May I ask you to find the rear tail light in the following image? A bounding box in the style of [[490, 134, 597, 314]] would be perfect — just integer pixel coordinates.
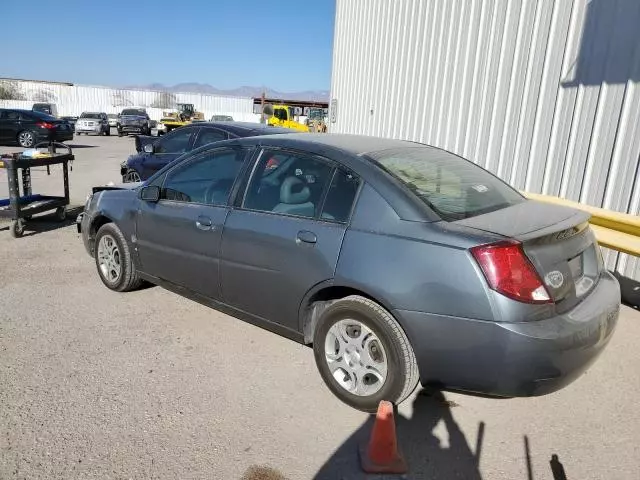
[[470, 241, 551, 304], [37, 121, 55, 129]]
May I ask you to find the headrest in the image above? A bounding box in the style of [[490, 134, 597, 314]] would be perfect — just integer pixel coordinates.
[[280, 176, 310, 204]]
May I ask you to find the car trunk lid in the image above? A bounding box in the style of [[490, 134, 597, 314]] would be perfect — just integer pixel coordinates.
[[457, 200, 600, 311]]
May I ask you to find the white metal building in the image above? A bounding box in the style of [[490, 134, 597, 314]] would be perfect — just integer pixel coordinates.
[[0, 78, 258, 122], [329, 0, 640, 279]]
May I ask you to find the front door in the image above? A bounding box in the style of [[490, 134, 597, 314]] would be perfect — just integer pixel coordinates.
[[0, 110, 20, 142], [220, 148, 356, 332], [136, 146, 250, 300], [140, 126, 197, 179]]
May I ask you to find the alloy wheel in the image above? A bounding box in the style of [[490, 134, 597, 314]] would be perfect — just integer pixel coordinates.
[[324, 319, 388, 396], [97, 234, 122, 284]]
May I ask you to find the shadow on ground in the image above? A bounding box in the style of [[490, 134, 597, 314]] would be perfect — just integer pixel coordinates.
[[0, 206, 84, 237], [65, 144, 99, 149], [314, 389, 484, 479]]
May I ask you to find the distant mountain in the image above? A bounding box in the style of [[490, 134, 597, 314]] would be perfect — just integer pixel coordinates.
[[123, 83, 330, 103]]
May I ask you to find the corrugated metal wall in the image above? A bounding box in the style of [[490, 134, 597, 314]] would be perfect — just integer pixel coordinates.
[[330, 0, 640, 280], [0, 80, 258, 122]]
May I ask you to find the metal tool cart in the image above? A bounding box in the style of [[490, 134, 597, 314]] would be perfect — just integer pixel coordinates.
[[0, 142, 74, 238]]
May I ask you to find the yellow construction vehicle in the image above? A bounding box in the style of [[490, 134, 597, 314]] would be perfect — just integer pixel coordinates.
[[306, 107, 328, 133], [263, 104, 309, 132], [160, 103, 205, 133]]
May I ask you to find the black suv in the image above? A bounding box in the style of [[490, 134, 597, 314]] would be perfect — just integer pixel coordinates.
[[117, 108, 151, 137]]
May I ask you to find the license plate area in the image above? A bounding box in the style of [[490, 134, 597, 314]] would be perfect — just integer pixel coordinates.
[[569, 247, 598, 297], [568, 254, 584, 279]]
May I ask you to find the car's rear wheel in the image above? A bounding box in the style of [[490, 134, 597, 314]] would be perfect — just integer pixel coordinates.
[[312, 295, 419, 412], [94, 223, 143, 292], [17, 130, 36, 148]]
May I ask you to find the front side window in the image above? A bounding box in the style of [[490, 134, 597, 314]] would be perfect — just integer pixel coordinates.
[[193, 128, 227, 149], [368, 147, 524, 221], [161, 148, 247, 205], [243, 149, 334, 219], [156, 128, 194, 154]]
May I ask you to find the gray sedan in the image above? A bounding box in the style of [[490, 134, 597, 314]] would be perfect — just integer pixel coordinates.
[[77, 134, 620, 412]]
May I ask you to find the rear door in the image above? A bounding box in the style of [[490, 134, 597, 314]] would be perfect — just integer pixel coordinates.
[[220, 148, 360, 332], [140, 126, 197, 179], [136, 146, 251, 300]]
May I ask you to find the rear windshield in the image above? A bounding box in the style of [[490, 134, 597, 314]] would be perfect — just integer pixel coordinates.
[[368, 147, 524, 221], [26, 110, 57, 121]]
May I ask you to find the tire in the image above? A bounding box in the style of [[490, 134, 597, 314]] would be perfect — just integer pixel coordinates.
[[313, 295, 419, 412], [17, 130, 36, 148], [94, 223, 143, 292], [55, 207, 66, 222], [10, 219, 24, 238]]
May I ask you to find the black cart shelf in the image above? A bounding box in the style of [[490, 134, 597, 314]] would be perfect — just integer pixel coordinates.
[[0, 143, 74, 238]]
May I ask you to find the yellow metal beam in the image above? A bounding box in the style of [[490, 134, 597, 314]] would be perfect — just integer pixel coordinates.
[[522, 192, 640, 257], [524, 192, 640, 237]]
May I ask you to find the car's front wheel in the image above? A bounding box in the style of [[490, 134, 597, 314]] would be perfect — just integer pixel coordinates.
[[313, 295, 419, 412], [94, 223, 143, 292]]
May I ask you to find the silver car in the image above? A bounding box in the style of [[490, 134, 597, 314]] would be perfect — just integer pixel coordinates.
[[77, 134, 620, 412], [76, 112, 110, 136]]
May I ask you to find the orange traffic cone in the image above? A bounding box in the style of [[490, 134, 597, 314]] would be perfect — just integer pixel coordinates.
[[359, 400, 407, 474]]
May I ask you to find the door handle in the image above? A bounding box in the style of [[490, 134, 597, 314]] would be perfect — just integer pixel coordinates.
[[296, 230, 317, 244], [195, 215, 213, 231]]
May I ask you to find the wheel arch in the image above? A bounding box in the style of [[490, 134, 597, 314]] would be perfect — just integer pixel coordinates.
[[298, 280, 398, 345], [87, 214, 113, 253]]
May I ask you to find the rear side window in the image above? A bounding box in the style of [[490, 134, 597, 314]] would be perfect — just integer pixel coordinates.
[[368, 147, 524, 221], [243, 149, 334, 219], [321, 169, 361, 223]]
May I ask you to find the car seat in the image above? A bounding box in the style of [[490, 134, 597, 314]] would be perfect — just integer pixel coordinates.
[[273, 176, 315, 217]]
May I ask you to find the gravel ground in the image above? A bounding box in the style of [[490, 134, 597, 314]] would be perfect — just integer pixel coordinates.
[[1, 135, 639, 479]]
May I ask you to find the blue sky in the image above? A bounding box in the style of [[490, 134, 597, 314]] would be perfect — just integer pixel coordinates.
[[1, 0, 336, 92]]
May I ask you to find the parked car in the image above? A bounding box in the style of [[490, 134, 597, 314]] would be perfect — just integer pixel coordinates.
[[61, 116, 79, 130], [75, 112, 110, 136], [32, 103, 59, 117], [117, 108, 151, 137], [210, 115, 234, 121], [120, 121, 295, 182], [0, 108, 73, 147], [78, 134, 620, 412], [107, 114, 119, 128]]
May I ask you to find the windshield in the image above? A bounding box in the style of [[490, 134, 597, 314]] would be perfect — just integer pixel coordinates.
[[121, 109, 145, 116], [368, 147, 524, 221], [107, 114, 117, 118], [80, 112, 101, 118]]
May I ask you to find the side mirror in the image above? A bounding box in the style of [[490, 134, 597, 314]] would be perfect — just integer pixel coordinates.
[[143, 143, 154, 154], [140, 185, 160, 202]]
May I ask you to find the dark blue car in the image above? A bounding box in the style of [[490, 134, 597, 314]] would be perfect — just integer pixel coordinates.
[[120, 121, 295, 182]]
